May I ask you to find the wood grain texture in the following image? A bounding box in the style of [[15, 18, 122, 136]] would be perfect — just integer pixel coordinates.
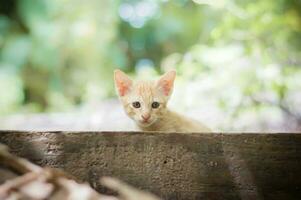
[[0, 131, 300, 200]]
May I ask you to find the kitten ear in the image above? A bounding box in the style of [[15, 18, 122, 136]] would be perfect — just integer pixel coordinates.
[[157, 70, 176, 96], [114, 69, 133, 96]]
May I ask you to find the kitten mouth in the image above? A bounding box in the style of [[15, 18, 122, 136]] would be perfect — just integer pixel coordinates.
[[141, 120, 150, 124], [138, 119, 154, 126]]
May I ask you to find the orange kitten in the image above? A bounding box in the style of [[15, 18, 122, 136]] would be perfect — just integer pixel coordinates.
[[114, 69, 211, 132]]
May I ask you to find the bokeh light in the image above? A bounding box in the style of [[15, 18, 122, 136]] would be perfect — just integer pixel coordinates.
[[0, 0, 300, 131]]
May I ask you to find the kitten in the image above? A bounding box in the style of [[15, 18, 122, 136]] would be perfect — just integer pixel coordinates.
[[114, 69, 211, 132]]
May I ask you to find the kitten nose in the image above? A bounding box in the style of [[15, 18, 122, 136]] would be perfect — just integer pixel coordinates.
[[142, 114, 150, 121]]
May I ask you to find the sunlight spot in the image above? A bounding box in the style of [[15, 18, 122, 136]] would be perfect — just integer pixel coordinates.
[[118, 3, 134, 21]]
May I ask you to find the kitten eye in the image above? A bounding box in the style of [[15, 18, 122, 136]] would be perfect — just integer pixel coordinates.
[[132, 101, 141, 108], [152, 102, 160, 109]]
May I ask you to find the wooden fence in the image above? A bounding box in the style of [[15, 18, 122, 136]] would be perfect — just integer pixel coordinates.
[[0, 131, 300, 200]]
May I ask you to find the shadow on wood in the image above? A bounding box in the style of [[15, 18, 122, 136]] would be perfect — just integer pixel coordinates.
[[0, 131, 300, 200]]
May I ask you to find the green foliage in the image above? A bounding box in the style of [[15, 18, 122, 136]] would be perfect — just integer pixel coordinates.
[[1, 0, 120, 113], [0, 0, 300, 129]]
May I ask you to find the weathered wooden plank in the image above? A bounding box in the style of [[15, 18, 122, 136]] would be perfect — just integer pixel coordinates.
[[0, 131, 300, 200]]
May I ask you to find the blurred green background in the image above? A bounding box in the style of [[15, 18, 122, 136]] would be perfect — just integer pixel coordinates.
[[0, 0, 300, 131]]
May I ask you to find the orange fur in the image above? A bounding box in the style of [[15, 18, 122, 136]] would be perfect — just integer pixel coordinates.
[[114, 70, 211, 132]]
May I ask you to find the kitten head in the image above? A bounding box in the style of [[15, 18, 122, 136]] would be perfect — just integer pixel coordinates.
[[114, 69, 176, 127]]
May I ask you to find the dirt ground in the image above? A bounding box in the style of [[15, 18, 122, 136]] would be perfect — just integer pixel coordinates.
[[0, 99, 299, 132]]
